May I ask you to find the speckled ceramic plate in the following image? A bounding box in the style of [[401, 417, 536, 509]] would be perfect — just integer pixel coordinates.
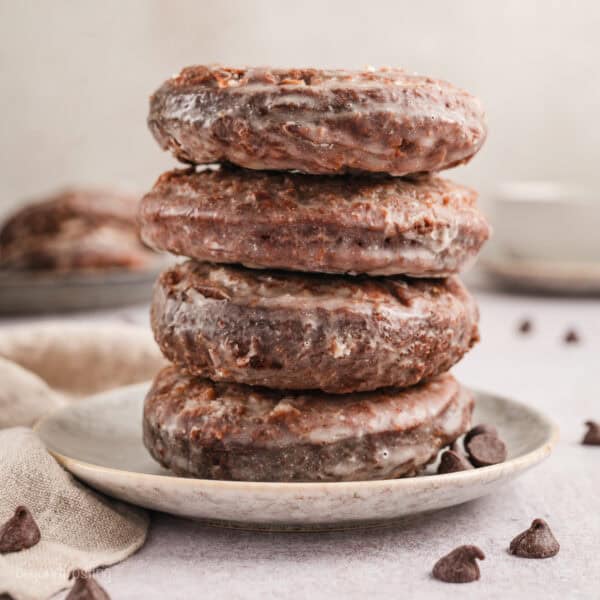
[[35, 383, 558, 531]]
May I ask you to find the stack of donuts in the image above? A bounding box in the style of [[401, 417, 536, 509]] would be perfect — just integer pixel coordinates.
[[139, 65, 490, 482]]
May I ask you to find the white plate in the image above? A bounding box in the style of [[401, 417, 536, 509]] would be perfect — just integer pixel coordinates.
[[0, 266, 164, 314], [35, 383, 558, 531], [481, 252, 600, 295]]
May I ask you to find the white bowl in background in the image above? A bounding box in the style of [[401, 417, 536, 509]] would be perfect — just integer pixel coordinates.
[[492, 181, 600, 263]]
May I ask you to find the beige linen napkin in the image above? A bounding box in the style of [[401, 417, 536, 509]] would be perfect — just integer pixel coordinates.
[[0, 321, 166, 399], [0, 357, 66, 428], [0, 321, 166, 599], [0, 427, 149, 600]]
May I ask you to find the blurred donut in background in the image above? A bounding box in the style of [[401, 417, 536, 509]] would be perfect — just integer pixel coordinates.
[[0, 188, 160, 272]]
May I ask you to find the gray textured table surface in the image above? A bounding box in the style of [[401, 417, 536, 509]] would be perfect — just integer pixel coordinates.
[[40, 290, 599, 599]]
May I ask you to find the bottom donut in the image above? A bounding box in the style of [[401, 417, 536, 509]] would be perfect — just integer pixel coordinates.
[[143, 367, 474, 482]]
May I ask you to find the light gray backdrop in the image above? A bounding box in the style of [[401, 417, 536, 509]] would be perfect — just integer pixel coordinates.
[[1, 0, 599, 218]]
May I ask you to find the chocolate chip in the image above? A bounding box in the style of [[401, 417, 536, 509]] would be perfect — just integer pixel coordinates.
[[582, 421, 600, 445], [0, 506, 41, 554], [518, 319, 533, 334], [437, 450, 473, 474], [432, 545, 485, 583], [563, 329, 580, 344], [465, 433, 507, 467], [509, 518, 560, 558], [463, 424, 498, 448], [66, 571, 111, 600]]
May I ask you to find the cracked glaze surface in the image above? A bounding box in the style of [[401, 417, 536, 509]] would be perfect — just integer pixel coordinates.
[[139, 167, 490, 277], [148, 65, 487, 176], [143, 368, 473, 481], [150, 261, 480, 393]]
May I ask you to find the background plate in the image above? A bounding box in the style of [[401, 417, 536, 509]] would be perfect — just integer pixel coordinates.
[[36, 383, 558, 531], [0, 265, 165, 314], [480, 253, 600, 295]]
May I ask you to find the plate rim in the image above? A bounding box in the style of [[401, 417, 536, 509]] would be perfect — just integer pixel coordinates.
[[480, 250, 600, 281], [0, 265, 163, 287], [34, 381, 560, 492]]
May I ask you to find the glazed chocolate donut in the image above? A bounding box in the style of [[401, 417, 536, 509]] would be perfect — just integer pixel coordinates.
[[143, 367, 473, 482], [148, 65, 487, 176], [0, 188, 158, 271], [139, 167, 490, 277], [150, 261, 479, 393]]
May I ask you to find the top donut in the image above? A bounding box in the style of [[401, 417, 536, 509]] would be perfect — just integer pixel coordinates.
[[148, 65, 487, 176]]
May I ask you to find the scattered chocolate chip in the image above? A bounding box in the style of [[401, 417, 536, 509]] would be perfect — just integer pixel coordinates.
[[582, 421, 600, 445], [509, 518, 560, 558], [563, 329, 580, 344], [432, 545, 485, 583], [465, 433, 507, 467], [0, 506, 41, 554], [438, 450, 473, 474], [463, 424, 498, 448], [66, 571, 111, 600], [518, 319, 533, 334]]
